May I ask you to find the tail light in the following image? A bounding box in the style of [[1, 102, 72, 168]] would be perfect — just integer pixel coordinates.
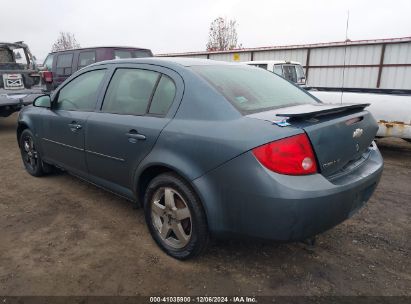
[[42, 71, 53, 83], [252, 133, 318, 175]]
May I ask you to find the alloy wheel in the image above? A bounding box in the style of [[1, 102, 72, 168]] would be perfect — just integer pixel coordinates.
[[22, 135, 38, 171], [150, 187, 192, 249]]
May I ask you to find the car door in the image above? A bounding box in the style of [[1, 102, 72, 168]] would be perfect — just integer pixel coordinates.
[[85, 65, 183, 193], [41, 68, 107, 176]]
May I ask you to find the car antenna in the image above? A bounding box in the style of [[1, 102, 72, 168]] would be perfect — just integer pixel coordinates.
[[341, 10, 350, 104]]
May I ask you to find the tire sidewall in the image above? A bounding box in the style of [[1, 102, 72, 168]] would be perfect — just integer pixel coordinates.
[[19, 129, 43, 177], [144, 173, 208, 260]]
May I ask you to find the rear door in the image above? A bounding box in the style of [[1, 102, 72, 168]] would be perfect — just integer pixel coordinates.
[[85, 64, 183, 190], [41, 68, 107, 176]]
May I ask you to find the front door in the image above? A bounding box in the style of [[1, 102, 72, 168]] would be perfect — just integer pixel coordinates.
[[41, 69, 107, 176]]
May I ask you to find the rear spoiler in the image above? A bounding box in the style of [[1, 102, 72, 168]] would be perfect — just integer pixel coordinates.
[[275, 103, 370, 119]]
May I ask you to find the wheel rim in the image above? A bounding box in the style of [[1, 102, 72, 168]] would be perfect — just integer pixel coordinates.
[[151, 187, 192, 249], [22, 135, 38, 171]]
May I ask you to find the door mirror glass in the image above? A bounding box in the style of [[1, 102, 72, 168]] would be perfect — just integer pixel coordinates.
[[33, 95, 51, 108]]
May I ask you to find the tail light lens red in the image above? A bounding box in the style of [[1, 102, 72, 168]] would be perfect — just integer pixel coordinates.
[[252, 133, 318, 175], [42, 71, 53, 83]]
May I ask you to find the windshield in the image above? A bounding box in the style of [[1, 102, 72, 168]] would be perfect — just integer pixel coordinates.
[[191, 65, 317, 114], [296, 65, 305, 83]]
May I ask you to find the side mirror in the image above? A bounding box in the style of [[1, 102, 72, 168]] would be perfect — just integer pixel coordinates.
[[33, 95, 51, 108]]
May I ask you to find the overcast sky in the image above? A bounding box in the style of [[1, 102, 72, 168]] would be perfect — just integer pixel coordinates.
[[1, 0, 410, 61]]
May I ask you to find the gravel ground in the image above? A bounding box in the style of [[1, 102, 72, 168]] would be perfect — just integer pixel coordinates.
[[0, 113, 410, 296]]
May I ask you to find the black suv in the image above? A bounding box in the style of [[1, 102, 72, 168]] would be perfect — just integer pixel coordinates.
[[41, 46, 153, 91]]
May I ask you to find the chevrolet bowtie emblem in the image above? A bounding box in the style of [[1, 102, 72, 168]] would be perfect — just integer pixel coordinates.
[[353, 128, 364, 138]]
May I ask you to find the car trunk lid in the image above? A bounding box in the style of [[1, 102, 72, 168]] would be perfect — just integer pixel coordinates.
[[247, 103, 378, 177]]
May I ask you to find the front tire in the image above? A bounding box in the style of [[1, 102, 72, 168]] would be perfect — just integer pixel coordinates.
[[144, 173, 209, 260], [19, 129, 52, 177]]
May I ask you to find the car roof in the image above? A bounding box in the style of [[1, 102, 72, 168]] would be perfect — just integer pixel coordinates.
[[48, 46, 151, 54], [92, 57, 240, 69], [0, 42, 29, 49]]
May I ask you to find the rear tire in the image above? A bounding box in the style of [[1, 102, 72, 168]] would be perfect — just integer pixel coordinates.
[[143, 173, 209, 260], [19, 129, 53, 177]]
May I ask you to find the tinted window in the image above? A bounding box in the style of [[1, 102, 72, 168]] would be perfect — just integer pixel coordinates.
[[56, 53, 73, 75], [114, 50, 132, 59], [192, 65, 316, 114], [134, 50, 152, 58], [114, 50, 152, 59], [55, 69, 106, 111], [78, 51, 96, 69], [102, 69, 159, 115], [149, 75, 176, 115]]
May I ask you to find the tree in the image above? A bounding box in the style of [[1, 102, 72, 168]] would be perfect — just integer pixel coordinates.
[[206, 17, 241, 51], [51, 32, 81, 52]]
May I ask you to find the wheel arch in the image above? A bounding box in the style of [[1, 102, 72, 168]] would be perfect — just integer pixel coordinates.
[[135, 163, 208, 218]]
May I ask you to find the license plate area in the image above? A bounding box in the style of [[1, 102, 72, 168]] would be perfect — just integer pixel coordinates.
[[2, 74, 24, 90]]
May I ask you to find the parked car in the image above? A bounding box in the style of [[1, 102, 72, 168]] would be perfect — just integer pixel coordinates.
[[0, 41, 41, 117], [244, 60, 306, 85], [40, 46, 153, 92], [17, 58, 383, 259]]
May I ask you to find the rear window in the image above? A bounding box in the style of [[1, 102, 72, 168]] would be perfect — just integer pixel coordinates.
[[191, 65, 316, 114]]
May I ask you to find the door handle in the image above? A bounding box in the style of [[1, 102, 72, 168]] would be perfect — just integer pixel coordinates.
[[126, 129, 146, 141], [68, 122, 82, 132]]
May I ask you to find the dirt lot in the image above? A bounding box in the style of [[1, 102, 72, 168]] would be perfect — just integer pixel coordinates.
[[0, 113, 410, 296]]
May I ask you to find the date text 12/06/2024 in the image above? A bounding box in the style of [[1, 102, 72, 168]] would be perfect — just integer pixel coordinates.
[[149, 296, 257, 303]]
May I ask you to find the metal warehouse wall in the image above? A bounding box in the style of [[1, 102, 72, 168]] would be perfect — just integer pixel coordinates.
[[157, 37, 411, 90]]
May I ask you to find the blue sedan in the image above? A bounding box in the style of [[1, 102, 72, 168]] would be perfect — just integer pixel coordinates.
[[17, 58, 383, 259]]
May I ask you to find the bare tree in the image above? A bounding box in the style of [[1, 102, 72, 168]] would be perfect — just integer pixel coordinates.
[[206, 17, 241, 51], [51, 32, 81, 52]]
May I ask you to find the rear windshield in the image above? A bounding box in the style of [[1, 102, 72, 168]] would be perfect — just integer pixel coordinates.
[[191, 65, 316, 114]]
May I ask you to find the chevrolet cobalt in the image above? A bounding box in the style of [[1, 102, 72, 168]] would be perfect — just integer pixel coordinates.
[[17, 58, 383, 259]]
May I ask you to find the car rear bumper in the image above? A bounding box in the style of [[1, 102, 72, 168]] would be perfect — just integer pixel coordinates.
[[193, 143, 383, 241]]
